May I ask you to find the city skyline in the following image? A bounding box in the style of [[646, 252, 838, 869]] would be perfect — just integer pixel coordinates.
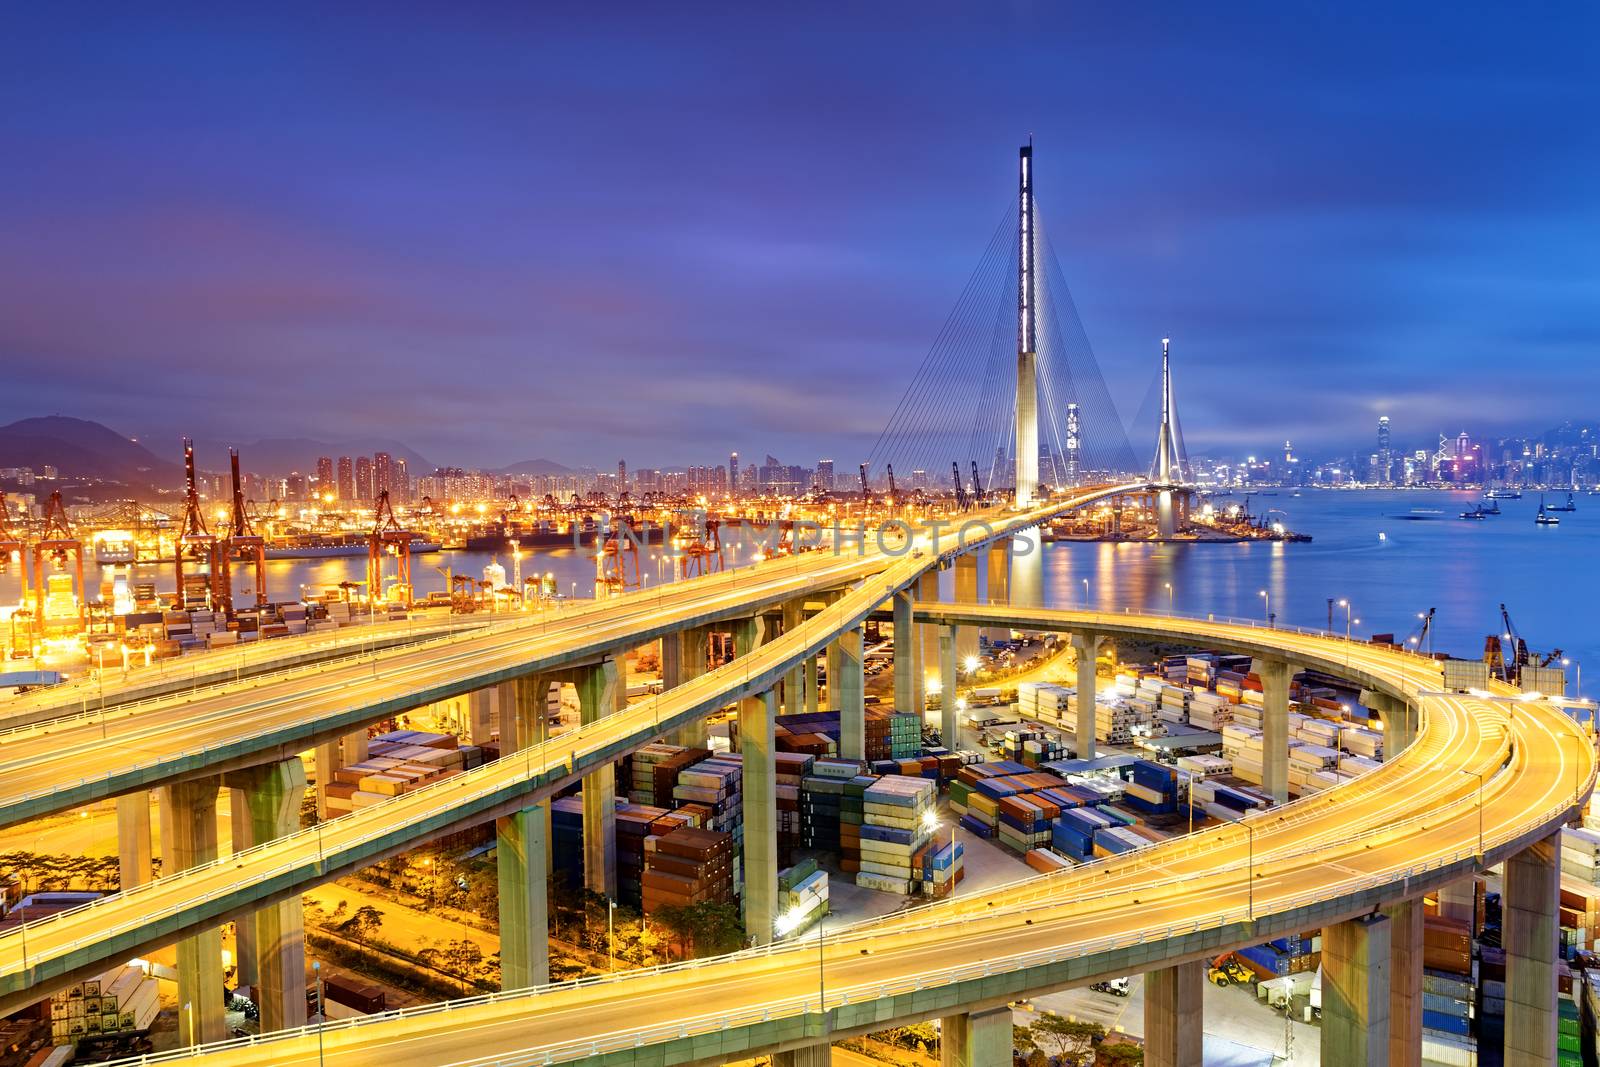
[[3, 4, 1597, 468]]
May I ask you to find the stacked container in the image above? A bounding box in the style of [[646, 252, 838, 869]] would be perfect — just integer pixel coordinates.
[[856, 775, 937, 894], [641, 826, 735, 916]]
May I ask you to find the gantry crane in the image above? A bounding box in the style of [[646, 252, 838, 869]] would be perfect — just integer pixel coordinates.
[[951, 463, 969, 511], [674, 514, 722, 580], [216, 449, 268, 612], [0, 491, 25, 605], [1488, 603, 1561, 683], [367, 490, 413, 608], [173, 438, 217, 610], [33, 490, 85, 631], [595, 512, 641, 597]]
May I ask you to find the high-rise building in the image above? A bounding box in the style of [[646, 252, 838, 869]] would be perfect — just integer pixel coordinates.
[[617, 460, 627, 492], [729, 452, 739, 493], [336, 456, 354, 501], [816, 459, 834, 491], [285, 472, 307, 502], [355, 456, 373, 501], [393, 457, 408, 502], [374, 452, 394, 497], [1377, 416, 1392, 484], [315, 456, 334, 496]]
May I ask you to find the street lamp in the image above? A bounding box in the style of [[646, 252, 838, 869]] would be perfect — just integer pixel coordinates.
[[1242, 820, 1256, 921], [1338, 599, 1352, 640], [1081, 578, 1090, 607], [607, 898, 618, 971], [1564, 657, 1582, 700], [1258, 590, 1271, 627], [1164, 582, 1173, 613]]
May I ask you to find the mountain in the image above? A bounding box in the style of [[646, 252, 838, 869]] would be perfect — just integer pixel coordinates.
[[185, 436, 434, 476], [0, 416, 179, 486], [499, 458, 575, 476]]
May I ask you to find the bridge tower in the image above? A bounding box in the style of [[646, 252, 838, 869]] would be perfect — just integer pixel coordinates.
[[1150, 337, 1186, 537], [1015, 142, 1039, 508]]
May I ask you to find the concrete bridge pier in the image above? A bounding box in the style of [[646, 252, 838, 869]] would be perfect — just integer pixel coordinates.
[[662, 627, 709, 747], [1256, 659, 1293, 804], [952, 554, 979, 662], [1321, 913, 1391, 1066], [774, 1045, 832, 1067], [984, 540, 1010, 643], [782, 600, 805, 713], [742, 690, 779, 945], [893, 588, 922, 715], [160, 777, 227, 1045], [939, 626, 959, 745], [466, 688, 494, 745], [1385, 898, 1424, 1067], [939, 1005, 1012, 1067], [734, 616, 767, 754], [116, 791, 153, 890], [830, 627, 865, 759], [577, 658, 620, 900], [498, 674, 553, 990], [314, 731, 370, 821], [225, 758, 309, 1032], [1437, 879, 1476, 926], [1143, 959, 1204, 1066], [917, 571, 939, 713], [1073, 632, 1101, 760], [1505, 832, 1560, 1063]]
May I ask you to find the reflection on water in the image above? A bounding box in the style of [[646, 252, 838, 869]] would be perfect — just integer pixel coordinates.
[[2, 490, 1593, 688]]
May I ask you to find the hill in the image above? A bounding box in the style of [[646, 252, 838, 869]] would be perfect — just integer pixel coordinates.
[[0, 416, 178, 486]]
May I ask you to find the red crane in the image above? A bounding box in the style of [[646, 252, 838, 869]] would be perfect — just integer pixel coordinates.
[[216, 449, 268, 612], [595, 513, 641, 597], [33, 490, 85, 631], [367, 490, 413, 608], [173, 438, 217, 610]]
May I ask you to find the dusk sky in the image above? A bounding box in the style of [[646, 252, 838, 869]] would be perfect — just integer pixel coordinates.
[[3, 3, 1596, 470]]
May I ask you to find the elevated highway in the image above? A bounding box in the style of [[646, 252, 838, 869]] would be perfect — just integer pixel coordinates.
[[0, 486, 1139, 1009], [83, 604, 1593, 1066]]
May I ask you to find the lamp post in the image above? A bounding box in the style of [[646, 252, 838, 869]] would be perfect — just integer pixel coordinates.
[[1258, 590, 1271, 627], [607, 898, 617, 971], [313, 961, 326, 1065], [1081, 578, 1090, 608], [1165, 582, 1173, 613], [1338, 599, 1352, 640], [1243, 821, 1256, 921]]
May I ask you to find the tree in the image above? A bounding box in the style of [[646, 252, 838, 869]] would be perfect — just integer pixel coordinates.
[[1030, 1014, 1105, 1062], [1096, 1043, 1143, 1066], [338, 904, 384, 950]]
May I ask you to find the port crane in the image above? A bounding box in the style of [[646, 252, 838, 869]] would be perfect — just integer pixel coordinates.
[[1405, 608, 1435, 655], [970, 462, 985, 507], [858, 463, 870, 501], [0, 491, 25, 601], [1486, 603, 1561, 683], [33, 490, 85, 631], [216, 449, 268, 612], [173, 438, 218, 610], [594, 512, 642, 597], [885, 464, 898, 506], [367, 490, 414, 608], [951, 463, 969, 511]]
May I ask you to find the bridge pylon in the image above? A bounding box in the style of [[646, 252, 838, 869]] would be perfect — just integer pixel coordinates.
[[1149, 337, 1189, 537]]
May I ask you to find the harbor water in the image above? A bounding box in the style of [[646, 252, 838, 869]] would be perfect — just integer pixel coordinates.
[[3, 490, 1593, 690]]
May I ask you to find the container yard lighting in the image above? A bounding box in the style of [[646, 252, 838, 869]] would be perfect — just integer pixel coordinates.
[[964, 655, 979, 674]]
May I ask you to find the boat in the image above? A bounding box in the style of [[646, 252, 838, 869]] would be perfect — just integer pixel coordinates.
[[1459, 505, 1488, 520], [1547, 492, 1577, 513], [1397, 508, 1445, 521], [1535, 497, 1561, 526], [1480, 498, 1501, 515], [1486, 487, 1523, 500], [264, 535, 443, 560]]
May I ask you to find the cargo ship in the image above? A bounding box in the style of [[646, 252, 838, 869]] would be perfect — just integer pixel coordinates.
[[264, 534, 442, 560]]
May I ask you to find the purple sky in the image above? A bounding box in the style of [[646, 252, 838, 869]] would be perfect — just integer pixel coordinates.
[[3, 3, 1596, 469]]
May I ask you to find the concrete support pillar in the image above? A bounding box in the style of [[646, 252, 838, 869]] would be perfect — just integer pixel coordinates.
[[984, 541, 1010, 643], [782, 600, 805, 713], [774, 1045, 833, 1067], [577, 659, 619, 900], [313, 739, 340, 821], [116, 791, 153, 890], [466, 688, 494, 745], [1322, 913, 1391, 1066], [1504, 832, 1559, 1064], [1258, 658, 1291, 803], [939, 626, 959, 746], [916, 571, 939, 711], [343, 729, 368, 766], [226, 759, 309, 1032], [1143, 960, 1204, 1067], [1073, 632, 1100, 759], [1384, 899, 1423, 1067], [1437, 879, 1476, 928], [953, 557, 979, 662], [893, 588, 921, 713], [804, 646, 820, 714], [1010, 529, 1042, 609], [162, 777, 226, 1045], [664, 627, 708, 747], [733, 616, 766, 754], [940, 1004, 1012, 1067], [497, 671, 551, 990], [496, 806, 550, 989], [743, 690, 779, 945], [832, 627, 865, 760]]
